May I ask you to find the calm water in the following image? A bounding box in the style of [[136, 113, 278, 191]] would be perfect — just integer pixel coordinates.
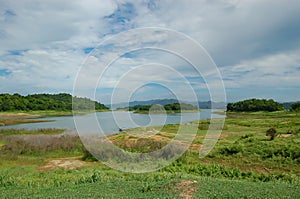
[[0, 109, 224, 135]]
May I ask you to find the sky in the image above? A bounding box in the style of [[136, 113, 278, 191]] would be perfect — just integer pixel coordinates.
[[0, 0, 299, 104]]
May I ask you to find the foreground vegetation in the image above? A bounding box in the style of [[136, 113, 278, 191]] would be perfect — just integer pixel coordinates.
[[0, 111, 299, 198], [1, 171, 299, 198]]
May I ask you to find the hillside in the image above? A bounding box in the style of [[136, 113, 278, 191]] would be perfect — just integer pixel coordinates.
[[0, 93, 109, 112]]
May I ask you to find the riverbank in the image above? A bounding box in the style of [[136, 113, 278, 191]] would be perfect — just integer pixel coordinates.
[[0, 112, 52, 126], [0, 110, 110, 126]]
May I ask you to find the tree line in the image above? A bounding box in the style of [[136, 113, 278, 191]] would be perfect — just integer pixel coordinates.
[[0, 93, 109, 111], [227, 99, 284, 112], [291, 102, 300, 111]]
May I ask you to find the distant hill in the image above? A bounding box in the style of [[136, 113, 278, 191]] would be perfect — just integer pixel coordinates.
[[0, 93, 109, 112], [108, 99, 226, 109], [281, 102, 298, 110]]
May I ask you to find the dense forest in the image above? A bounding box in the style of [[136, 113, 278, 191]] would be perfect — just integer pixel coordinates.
[[127, 103, 199, 113], [227, 99, 284, 112], [0, 93, 109, 111]]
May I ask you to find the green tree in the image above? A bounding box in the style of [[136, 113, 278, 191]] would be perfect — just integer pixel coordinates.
[[0, 94, 14, 111]]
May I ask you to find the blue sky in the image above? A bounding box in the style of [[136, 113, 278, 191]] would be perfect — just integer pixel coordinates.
[[0, 0, 300, 103]]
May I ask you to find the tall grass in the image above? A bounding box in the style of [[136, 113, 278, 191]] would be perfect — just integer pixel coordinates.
[[0, 134, 83, 156], [0, 128, 64, 136]]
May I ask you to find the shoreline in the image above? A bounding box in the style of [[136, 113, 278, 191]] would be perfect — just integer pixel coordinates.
[[0, 110, 110, 126]]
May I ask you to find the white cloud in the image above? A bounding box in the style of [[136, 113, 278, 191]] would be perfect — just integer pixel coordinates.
[[0, 0, 117, 94], [221, 48, 300, 100], [0, 0, 116, 50], [0, 0, 299, 102]]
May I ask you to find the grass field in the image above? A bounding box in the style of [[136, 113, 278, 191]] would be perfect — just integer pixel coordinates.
[[0, 111, 299, 198], [1, 171, 299, 198]]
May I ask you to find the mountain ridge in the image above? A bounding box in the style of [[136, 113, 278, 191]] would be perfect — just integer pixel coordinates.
[[108, 99, 226, 109]]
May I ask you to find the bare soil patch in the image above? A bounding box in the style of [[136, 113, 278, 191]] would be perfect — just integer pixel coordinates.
[[38, 157, 88, 171], [279, 134, 293, 138], [176, 180, 197, 199], [189, 143, 202, 151]]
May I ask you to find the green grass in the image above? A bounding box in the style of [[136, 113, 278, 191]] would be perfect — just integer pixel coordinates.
[[0, 167, 180, 198], [0, 170, 299, 198], [201, 111, 300, 177], [0, 140, 6, 147], [194, 177, 300, 198]]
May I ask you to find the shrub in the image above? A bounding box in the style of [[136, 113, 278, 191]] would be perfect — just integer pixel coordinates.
[[266, 128, 277, 140], [218, 145, 244, 156]]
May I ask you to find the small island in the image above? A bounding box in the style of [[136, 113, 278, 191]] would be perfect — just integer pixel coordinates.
[[119, 102, 200, 114], [226, 98, 284, 112]]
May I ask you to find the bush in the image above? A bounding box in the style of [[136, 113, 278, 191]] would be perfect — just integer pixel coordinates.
[[266, 128, 277, 140], [218, 145, 244, 156]]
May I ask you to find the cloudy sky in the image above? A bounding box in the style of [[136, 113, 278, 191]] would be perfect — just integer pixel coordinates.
[[0, 0, 299, 103]]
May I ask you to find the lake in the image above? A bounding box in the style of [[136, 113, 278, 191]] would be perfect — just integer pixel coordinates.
[[0, 109, 225, 135]]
